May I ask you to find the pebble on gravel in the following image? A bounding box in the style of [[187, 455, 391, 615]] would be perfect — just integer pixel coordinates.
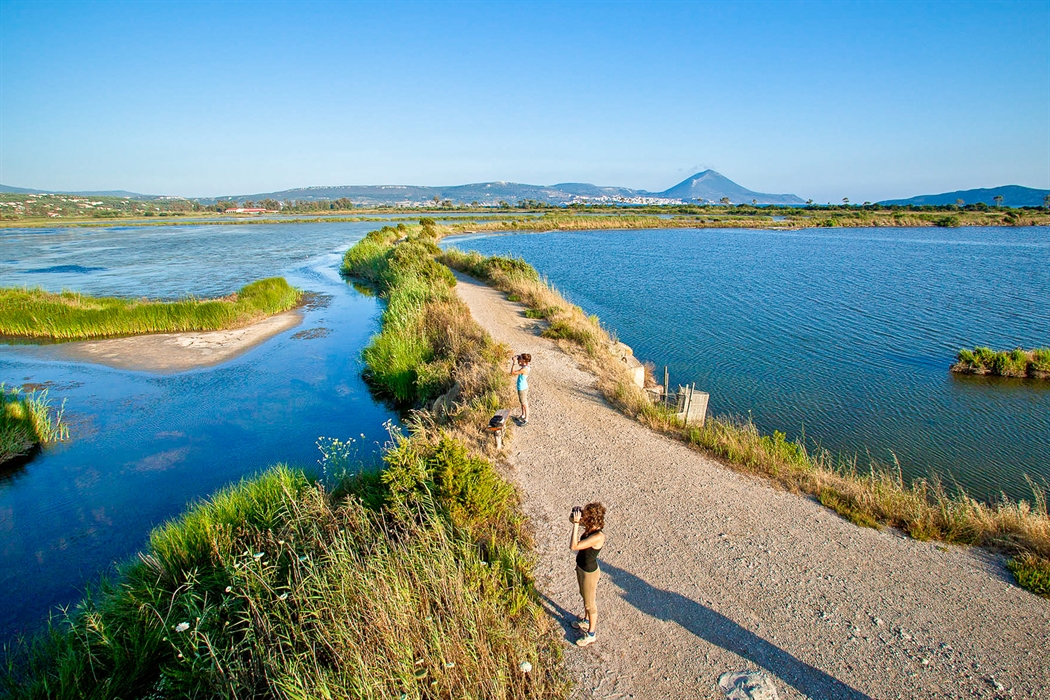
[[718, 670, 780, 700]]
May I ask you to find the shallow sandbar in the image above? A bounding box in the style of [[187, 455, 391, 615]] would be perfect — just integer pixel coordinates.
[[56, 310, 303, 372]]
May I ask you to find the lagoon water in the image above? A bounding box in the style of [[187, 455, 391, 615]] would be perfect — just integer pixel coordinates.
[[445, 226, 1050, 503], [0, 222, 396, 640]]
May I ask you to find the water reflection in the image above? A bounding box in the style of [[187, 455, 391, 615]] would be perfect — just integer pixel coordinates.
[[0, 222, 397, 640]]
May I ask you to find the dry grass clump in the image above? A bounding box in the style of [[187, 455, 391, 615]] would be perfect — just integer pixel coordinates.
[[0, 278, 302, 340], [439, 243, 1050, 598]]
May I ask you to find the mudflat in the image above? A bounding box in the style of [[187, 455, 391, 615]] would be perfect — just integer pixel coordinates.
[[55, 310, 303, 372], [452, 271, 1050, 700]]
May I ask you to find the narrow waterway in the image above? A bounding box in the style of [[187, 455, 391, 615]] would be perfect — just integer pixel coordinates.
[[0, 222, 396, 640]]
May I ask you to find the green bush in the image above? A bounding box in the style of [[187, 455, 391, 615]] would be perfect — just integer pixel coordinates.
[[1007, 554, 1050, 598]]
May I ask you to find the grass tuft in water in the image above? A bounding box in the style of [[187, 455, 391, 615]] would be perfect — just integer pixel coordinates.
[[952, 346, 1050, 379], [0, 384, 68, 463]]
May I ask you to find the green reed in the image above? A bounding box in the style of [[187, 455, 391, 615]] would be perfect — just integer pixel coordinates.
[[2, 462, 566, 698], [0, 277, 301, 340], [953, 346, 1050, 379], [0, 385, 68, 464], [3, 225, 568, 697]]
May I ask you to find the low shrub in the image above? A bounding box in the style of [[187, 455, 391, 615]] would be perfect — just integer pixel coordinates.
[[1007, 553, 1050, 598]]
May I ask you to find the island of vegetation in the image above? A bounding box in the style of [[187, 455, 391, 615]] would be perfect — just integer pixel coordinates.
[[951, 346, 1050, 379], [0, 385, 68, 465], [0, 277, 302, 340], [5, 221, 1048, 697]]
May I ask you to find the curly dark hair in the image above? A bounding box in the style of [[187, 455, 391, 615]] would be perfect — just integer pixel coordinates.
[[580, 502, 605, 535], [519, 353, 532, 364]]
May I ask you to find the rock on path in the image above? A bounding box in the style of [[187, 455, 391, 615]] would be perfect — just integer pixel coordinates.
[[452, 272, 1050, 700]]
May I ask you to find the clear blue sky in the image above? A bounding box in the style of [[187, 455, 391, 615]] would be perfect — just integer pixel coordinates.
[[1, 0, 1047, 202]]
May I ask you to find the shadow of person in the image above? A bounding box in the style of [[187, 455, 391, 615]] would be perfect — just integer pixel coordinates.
[[537, 591, 585, 643], [602, 562, 872, 700]]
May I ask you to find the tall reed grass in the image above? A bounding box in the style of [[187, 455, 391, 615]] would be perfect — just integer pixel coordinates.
[[341, 225, 514, 433], [0, 385, 68, 464], [2, 463, 566, 698], [439, 246, 1050, 598], [0, 278, 302, 340]]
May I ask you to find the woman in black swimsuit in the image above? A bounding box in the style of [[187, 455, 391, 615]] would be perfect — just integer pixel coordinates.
[[569, 502, 605, 647]]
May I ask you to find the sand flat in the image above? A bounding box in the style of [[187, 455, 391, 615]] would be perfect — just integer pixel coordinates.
[[55, 310, 303, 372]]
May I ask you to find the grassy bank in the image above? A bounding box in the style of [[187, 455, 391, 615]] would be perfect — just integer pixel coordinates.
[[450, 207, 1050, 234], [951, 346, 1050, 379], [2, 463, 565, 698], [3, 225, 567, 697], [0, 278, 302, 340], [438, 246, 1050, 598], [0, 385, 68, 464]]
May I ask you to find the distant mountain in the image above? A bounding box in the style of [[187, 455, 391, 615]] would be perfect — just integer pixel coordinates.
[[879, 185, 1050, 208], [0, 184, 157, 199], [655, 170, 805, 205], [210, 170, 803, 206]]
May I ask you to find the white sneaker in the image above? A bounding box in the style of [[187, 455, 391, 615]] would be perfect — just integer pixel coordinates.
[[575, 632, 596, 647]]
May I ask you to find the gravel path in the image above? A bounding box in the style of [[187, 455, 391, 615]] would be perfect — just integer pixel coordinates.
[[452, 272, 1050, 700]]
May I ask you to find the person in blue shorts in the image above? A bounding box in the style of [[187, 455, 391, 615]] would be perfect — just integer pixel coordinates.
[[510, 352, 531, 424]]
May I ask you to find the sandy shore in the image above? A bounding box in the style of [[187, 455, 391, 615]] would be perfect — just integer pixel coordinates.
[[452, 271, 1050, 700], [53, 310, 303, 372]]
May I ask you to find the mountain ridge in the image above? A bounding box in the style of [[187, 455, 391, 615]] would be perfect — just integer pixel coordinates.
[[879, 185, 1049, 208], [1, 171, 803, 206]]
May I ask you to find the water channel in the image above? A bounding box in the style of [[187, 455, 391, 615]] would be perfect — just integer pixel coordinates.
[[0, 222, 397, 640]]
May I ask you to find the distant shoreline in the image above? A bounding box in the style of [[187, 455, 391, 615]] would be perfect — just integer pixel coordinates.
[[3, 207, 1048, 231]]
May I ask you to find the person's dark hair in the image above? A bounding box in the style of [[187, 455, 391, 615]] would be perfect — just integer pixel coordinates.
[[580, 502, 605, 535], [520, 353, 531, 364]]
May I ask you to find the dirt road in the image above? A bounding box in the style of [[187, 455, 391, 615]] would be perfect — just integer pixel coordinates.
[[453, 272, 1050, 700]]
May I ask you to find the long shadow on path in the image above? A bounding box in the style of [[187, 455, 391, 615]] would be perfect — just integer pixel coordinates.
[[602, 563, 872, 700]]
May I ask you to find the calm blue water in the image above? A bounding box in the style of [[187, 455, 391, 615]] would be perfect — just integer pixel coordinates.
[[445, 227, 1050, 502], [0, 222, 396, 640]]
